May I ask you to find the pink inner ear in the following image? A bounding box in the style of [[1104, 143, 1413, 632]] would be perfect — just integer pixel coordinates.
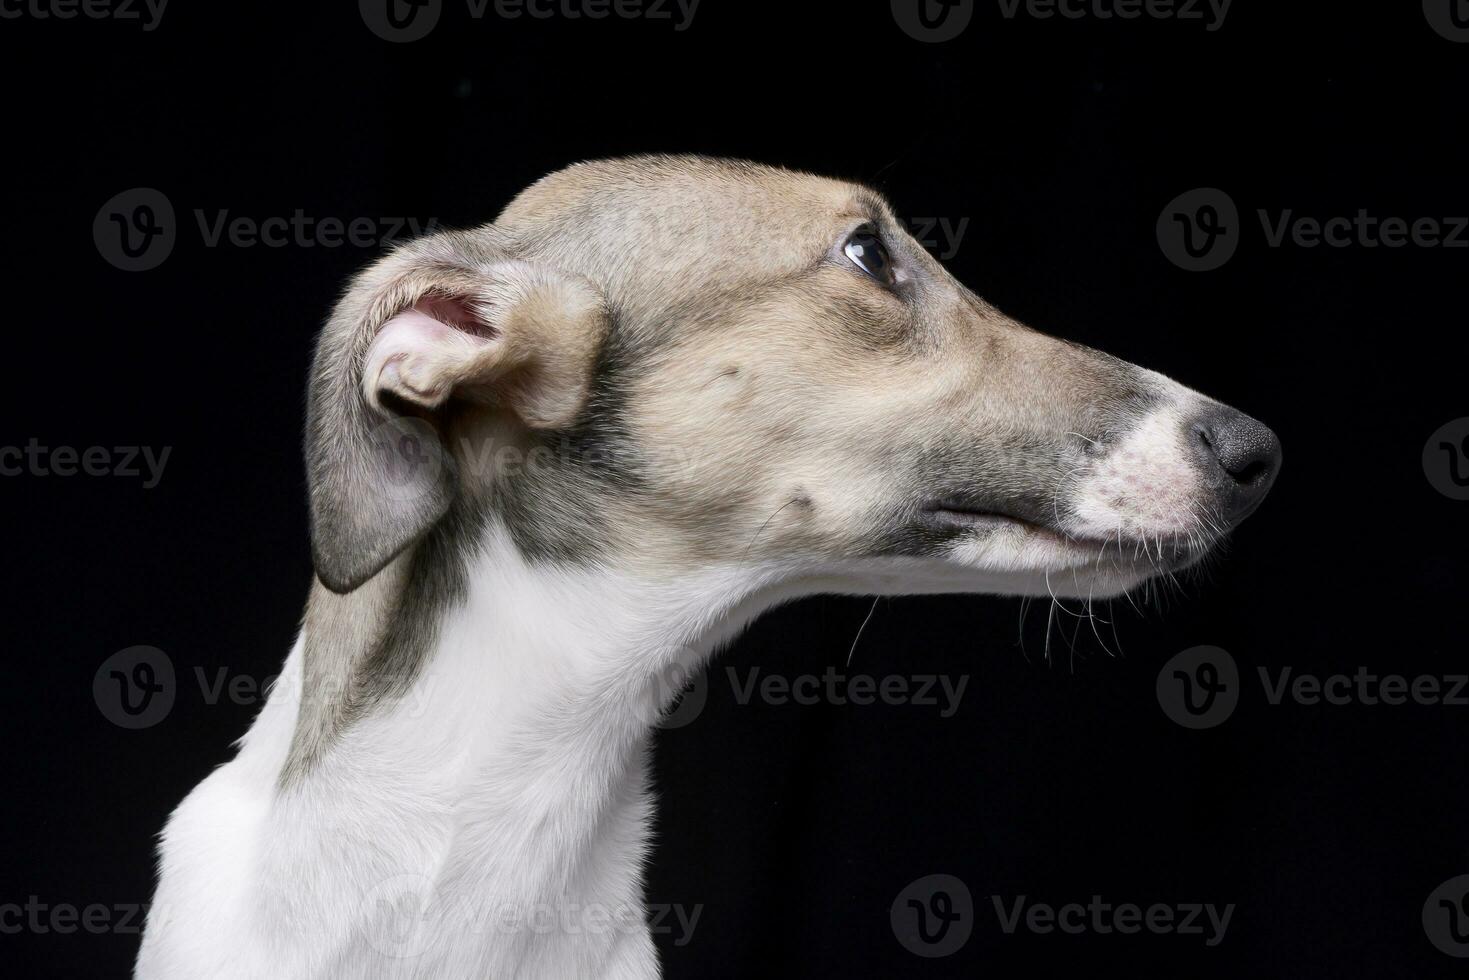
[[365, 300, 498, 412], [416, 293, 495, 339]]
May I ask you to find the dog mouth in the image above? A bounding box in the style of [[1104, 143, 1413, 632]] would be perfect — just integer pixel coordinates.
[[917, 498, 1216, 568], [921, 503, 1037, 533], [920, 499, 1073, 541]]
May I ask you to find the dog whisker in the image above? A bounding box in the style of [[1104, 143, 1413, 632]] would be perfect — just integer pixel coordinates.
[[846, 597, 880, 667]]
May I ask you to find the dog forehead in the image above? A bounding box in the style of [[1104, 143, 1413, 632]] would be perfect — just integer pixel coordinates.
[[498, 156, 882, 293]]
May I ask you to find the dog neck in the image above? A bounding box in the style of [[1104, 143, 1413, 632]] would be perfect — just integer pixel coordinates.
[[243, 523, 774, 972]]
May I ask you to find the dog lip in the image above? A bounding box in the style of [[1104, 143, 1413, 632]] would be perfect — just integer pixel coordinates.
[[919, 500, 1045, 533], [918, 499, 1217, 563]]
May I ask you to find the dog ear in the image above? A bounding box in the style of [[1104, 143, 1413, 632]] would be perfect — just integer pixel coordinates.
[[305, 231, 609, 594]]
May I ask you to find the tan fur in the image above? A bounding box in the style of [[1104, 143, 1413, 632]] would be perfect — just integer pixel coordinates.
[[291, 154, 1268, 777], [486, 156, 1150, 573]]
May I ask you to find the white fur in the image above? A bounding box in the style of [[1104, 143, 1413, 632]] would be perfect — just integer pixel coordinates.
[[136, 508, 1172, 978], [137, 524, 805, 979], [1070, 400, 1206, 539]]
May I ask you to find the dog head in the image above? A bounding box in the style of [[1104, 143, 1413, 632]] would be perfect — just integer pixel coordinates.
[[307, 156, 1279, 602]]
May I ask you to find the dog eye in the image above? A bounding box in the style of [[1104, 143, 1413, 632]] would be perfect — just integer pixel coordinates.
[[843, 225, 895, 286]]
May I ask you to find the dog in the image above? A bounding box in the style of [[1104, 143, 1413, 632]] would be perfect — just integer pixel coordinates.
[[136, 155, 1280, 978]]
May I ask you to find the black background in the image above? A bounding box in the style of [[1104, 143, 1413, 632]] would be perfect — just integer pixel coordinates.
[[3, 1, 1468, 976]]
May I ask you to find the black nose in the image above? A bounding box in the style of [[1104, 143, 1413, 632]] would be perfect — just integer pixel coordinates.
[[1189, 405, 1282, 525]]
